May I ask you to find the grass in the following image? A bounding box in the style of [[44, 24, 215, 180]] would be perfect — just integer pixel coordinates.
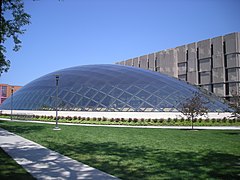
[[0, 120, 240, 179], [0, 147, 35, 179]]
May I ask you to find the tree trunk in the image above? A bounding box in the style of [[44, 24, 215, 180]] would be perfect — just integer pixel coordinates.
[[191, 116, 194, 130]]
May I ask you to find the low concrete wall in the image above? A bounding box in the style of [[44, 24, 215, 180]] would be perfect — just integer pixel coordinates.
[[0, 110, 233, 119]]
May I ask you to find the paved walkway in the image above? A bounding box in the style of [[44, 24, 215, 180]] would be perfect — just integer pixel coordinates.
[[1, 118, 240, 130], [0, 128, 118, 180]]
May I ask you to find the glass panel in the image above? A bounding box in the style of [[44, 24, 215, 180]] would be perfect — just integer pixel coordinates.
[[136, 90, 151, 100], [85, 89, 97, 99], [109, 88, 123, 98]]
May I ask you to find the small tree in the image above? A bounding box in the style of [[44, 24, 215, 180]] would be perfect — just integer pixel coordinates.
[[179, 92, 208, 129], [230, 90, 240, 119]]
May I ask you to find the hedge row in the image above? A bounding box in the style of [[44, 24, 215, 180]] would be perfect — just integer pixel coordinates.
[[1, 114, 240, 126]]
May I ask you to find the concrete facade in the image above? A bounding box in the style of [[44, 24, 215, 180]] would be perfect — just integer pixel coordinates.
[[116, 32, 240, 101]]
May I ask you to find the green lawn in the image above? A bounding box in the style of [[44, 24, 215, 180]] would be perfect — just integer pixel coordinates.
[[0, 120, 239, 179], [0, 147, 35, 179]]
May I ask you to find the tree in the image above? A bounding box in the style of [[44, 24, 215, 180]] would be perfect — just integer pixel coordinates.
[[230, 90, 240, 119], [0, 0, 30, 75], [178, 92, 208, 129]]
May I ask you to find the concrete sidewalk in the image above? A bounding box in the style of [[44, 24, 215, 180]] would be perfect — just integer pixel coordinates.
[[0, 128, 118, 180]]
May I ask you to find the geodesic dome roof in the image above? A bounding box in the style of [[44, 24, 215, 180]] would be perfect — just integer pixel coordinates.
[[0, 64, 230, 112]]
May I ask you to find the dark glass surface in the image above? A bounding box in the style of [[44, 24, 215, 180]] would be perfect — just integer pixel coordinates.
[[0, 64, 231, 112]]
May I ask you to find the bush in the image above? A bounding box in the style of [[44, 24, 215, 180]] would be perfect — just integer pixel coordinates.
[[121, 118, 126, 122], [153, 119, 158, 123], [73, 116, 78, 120], [133, 118, 138, 123], [167, 118, 171, 123], [140, 118, 145, 122], [78, 116, 81, 120], [110, 118, 115, 122], [222, 117, 227, 123], [93, 117, 97, 121], [66, 116, 72, 120], [102, 117, 107, 121], [128, 118, 132, 122], [159, 119, 164, 123], [82, 117, 86, 120], [97, 117, 101, 121], [86, 117, 90, 121]]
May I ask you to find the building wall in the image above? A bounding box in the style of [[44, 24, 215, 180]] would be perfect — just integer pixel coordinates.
[[0, 84, 22, 105], [116, 32, 240, 101]]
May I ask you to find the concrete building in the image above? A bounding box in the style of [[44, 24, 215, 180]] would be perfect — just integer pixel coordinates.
[[0, 84, 22, 105], [116, 32, 240, 102]]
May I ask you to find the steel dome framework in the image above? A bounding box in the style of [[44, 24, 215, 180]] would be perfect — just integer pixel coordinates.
[[0, 64, 230, 112]]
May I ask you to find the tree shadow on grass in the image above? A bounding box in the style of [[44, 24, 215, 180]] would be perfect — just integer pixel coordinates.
[[47, 141, 240, 180], [0, 123, 45, 135]]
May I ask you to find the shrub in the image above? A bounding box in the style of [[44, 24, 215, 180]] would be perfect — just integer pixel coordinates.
[[93, 117, 97, 121], [133, 118, 138, 123], [82, 117, 86, 120], [97, 117, 101, 121], [140, 118, 145, 122], [211, 118, 216, 123], [65, 116, 72, 120], [180, 118, 185, 122], [35, 115, 40, 119], [78, 116, 81, 120], [121, 118, 125, 122], [110, 118, 114, 122], [153, 119, 158, 123], [115, 118, 120, 122], [128, 118, 132, 122], [159, 119, 164, 123], [73, 116, 78, 120], [86, 117, 90, 121], [198, 118, 202, 123], [222, 117, 227, 123], [167, 118, 171, 123], [102, 117, 107, 121]]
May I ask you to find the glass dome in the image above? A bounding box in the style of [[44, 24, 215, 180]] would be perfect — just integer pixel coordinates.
[[0, 64, 230, 112]]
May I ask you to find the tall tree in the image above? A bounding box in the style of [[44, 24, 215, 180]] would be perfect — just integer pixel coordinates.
[[0, 0, 30, 75], [178, 92, 208, 129]]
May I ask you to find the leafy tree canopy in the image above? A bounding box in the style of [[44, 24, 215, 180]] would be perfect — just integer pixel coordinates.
[[178, 92, 208, 129], [0, 0, 30, 75]]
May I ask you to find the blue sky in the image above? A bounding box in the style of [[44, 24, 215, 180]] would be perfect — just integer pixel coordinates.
[[1, 0, 240, 86]]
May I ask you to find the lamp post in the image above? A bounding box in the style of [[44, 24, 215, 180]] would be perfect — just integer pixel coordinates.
[[53, 74, 61, 130], [10, 86, 14, 120]]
